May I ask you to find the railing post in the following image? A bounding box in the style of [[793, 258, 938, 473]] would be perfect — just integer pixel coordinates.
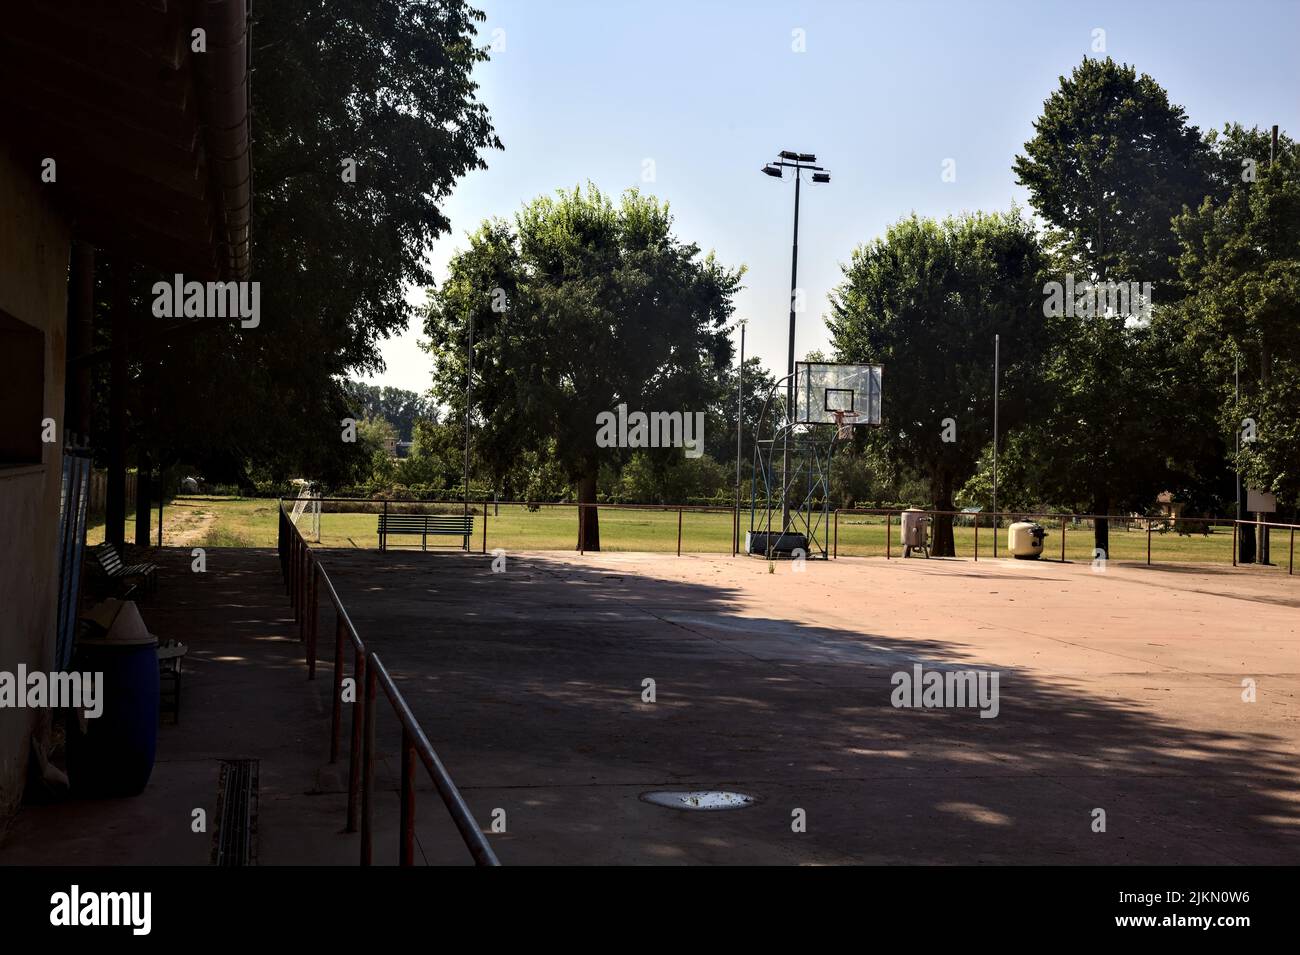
[[307, 563, 319, 679], [974, 515, 979, 561], [1232, 520, 1238, 567], [579, 504, 584, 556], [330, 614, 345, 763], [483, 500, 488, 554], [360, 659, 378, 865], [299, 543, 308, 627], [1061, 517, 1066, 562], [1289, 527, 1294, 576], [886, 512, 891, 560], [381, 500, 388, 553], [346, 648, 365, 833], [299, 553, 310, 643], [1146, 520, 1152, 566], [833, 509, 838, 559], [400, 729, 416, 866], [677, 507, 682, 557]]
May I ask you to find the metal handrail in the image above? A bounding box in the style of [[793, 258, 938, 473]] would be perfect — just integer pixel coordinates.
[[277, 500, 500, 866]]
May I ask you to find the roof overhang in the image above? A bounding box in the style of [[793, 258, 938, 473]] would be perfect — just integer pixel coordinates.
[[0, 0, 252, 280]]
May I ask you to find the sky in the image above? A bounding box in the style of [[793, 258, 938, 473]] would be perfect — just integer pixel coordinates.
[[365, 0, 1300, 395]]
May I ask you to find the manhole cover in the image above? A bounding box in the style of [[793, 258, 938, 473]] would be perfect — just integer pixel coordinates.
[[641, 790, 755, 811]]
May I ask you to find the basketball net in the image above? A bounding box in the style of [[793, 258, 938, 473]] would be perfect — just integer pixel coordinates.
[[832, 410, 860, 440]]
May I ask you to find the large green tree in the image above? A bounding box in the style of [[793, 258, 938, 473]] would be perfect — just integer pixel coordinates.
[[424, 185, 743, 549], [995, 309, 1224, 555], [123, 0, 499, 488], [1013, 56, 1218, 289], [1172, 125, 1300, 525], [827, 210, 1047, 555]]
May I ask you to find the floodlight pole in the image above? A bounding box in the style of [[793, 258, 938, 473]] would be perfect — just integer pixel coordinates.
[[992, 334, 999, 558], [463, 312, 473, 550], [775, 169, 802, 533], [735, 320, 746, 546], [762, 151, 830, 532]]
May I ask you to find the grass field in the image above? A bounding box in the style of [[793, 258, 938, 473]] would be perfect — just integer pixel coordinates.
[[85, 495, 1290, 568]]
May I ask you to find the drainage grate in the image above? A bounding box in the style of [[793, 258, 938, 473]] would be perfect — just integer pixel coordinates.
[[641, 790, 756, 811], [211, 759, 259, 866]]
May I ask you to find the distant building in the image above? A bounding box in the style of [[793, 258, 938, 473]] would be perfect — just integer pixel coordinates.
[[1156, 491, 1185, 520]]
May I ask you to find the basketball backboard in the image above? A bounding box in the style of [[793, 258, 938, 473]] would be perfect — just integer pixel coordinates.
[[794, 362, 882, 426]]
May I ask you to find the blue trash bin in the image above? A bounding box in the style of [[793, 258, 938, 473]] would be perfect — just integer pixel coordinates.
[[67, 600, 160, 797]]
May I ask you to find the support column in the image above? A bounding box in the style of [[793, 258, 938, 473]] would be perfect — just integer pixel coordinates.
[[106, 260, 130, 547], [65, 242, 95, 442], [135, 455, 151, 546]]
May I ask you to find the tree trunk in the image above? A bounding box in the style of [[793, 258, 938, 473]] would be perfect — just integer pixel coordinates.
[[931, 472, 955, 557], [576, 472, 600, 551], [1092, 494, 1110, 558]]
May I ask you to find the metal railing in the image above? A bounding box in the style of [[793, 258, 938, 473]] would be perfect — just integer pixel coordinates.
[[278, 500, 500, 866], [831, 507, 1297, 574]]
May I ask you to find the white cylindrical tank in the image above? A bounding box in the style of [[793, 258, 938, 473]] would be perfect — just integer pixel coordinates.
[[1008, 521, 1046, 559]]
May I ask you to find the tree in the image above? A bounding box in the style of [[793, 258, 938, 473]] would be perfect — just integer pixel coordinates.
[[423, 185, 743, 549], [827, 210, 1047, 555], [1013, 56, 1218, 289], [996, 309, 1221, 555], [121, 0, 499, 490], [341, 381, 437, 441], [704, 356, 776, 486], [1171, 125, 1300, 524]]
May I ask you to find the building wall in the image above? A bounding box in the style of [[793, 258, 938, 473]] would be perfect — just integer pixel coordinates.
[[0, 144, 70, 821]]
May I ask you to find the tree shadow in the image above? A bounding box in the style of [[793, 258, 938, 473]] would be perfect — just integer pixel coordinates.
[[321, 549, 1300, 865]]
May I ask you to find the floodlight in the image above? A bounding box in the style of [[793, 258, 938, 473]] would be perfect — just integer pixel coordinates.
[[761, 164, 783, 178]]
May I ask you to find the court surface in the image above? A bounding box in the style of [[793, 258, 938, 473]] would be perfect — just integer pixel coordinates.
[[316, 548, 1300, 864]]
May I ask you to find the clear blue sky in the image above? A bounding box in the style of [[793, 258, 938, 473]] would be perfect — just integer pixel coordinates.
[[367, 0, 1300, 394]]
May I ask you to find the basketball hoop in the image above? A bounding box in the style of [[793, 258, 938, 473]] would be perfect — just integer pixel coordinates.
[[831, 409, 861, 440]]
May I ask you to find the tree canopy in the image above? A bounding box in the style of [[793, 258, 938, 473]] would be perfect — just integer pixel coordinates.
[[827, 210, 1047, 554], [423, 184, 744, 548]]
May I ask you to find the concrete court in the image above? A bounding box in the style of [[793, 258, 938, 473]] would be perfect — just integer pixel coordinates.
[[317, 548, 1300, 866]]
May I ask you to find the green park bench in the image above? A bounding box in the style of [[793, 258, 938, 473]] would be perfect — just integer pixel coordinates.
[[377, 513, 474, 551]]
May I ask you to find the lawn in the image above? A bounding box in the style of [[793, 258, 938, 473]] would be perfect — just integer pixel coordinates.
[[84, 495, 1283, 568]]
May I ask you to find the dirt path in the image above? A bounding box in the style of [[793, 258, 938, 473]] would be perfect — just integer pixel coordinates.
[[161, 499, 218, 546]]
